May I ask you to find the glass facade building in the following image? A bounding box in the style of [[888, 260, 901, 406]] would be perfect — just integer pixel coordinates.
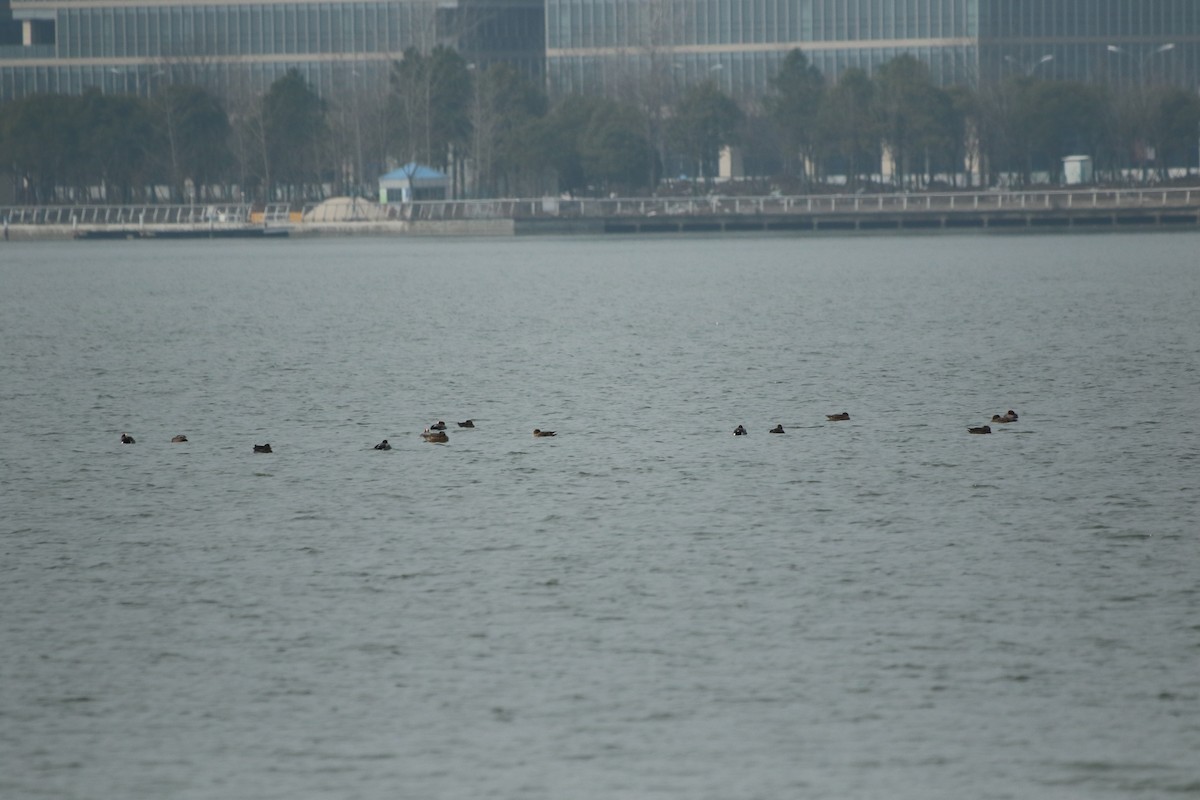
[[978, 0, 1199, 88], [2, 0, 1198, 103], [0, 0, 544, 101], [545, 0, 1200, 97], [547, 0, 979, 97]]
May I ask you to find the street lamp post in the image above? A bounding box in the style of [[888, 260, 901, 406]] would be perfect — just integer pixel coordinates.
[[1106, 44, 1176, 183], [671, 60, 723, 84], [350, 67, 364, 198], [466, 62, 492, 199], [1004, 54, 1054, 77], [107, 67, 129, 94], [1106, 43, 1176, 86]]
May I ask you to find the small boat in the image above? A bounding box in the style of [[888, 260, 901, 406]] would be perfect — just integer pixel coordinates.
[[533, 429, 557, 437], [253, 443, 273, 453], [826, 412, 850, 421]]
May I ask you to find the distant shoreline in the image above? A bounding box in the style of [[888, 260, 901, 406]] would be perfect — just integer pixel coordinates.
[[7, 214, 1199, 240]]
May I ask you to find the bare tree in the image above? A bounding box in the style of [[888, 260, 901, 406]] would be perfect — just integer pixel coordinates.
[[613, 0, 682, 189], [222, 78, 268, 203]]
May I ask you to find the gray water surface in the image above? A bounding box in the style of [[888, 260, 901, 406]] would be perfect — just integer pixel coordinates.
[[2, 233, 1198, 799]]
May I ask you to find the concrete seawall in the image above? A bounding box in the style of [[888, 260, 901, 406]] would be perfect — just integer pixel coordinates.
[[292, 219, 517, 237], [544, 206, 1200, 235]]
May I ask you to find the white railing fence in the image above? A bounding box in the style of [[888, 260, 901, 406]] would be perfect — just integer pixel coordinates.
[[2, 203, 290, 227], [4, 189, 1198, 227], [378, 187, 1200, 221]]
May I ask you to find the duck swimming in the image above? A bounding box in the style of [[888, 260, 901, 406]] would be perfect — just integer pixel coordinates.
[[770, 425, 785, 434], [171, 435, 188, 443], [253, 443, 273, 453], [733, 425, 747, 436], [421, 429, 449, 443], [967, 426, 992, 435], [429, 421, 447, 430], [991, 414, 1013, 424], [374, 440, 391, 450], [457, 420, 475, 428], [533, 429, 557, 437], [120, 433, 136, 444], [826, 412, 850, 421]]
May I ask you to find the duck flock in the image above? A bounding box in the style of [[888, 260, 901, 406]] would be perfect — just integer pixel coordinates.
[[967, 409, 1019, 435], [117, 410, 1018, 450]]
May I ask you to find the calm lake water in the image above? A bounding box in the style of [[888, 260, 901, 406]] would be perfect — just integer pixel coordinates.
[[1, 232, 1198, 800]]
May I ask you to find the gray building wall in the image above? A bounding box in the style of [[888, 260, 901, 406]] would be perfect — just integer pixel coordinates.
[[977, 0, 1200, 87], [544, 0, 1200, 98], [2, 0, 1198, 103], [0, 0, 543, 101]]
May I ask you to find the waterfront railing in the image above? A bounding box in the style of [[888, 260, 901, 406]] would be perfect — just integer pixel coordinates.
[[4, 188, 1198, 229], [1, 203, 291, 228], [389, 187, 1200, 222]]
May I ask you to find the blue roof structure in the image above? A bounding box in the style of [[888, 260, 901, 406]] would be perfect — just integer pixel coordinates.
[[380, 163, 446, 182]]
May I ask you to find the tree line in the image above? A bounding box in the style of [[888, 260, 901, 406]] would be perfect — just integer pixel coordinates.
[[3, 48, 1199, 205], [764, 51, 1200, 191]]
